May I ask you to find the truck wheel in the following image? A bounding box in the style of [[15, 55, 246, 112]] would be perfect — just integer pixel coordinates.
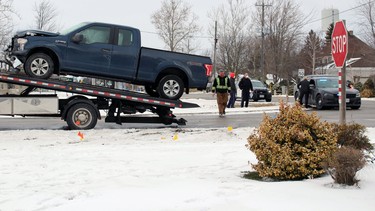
[[158, 75, 184, 100], [145, 85, 160, 98], [24, 53, 54, 79], [66, 103, 98, 130]]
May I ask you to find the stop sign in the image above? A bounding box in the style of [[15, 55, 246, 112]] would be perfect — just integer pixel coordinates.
[[331, 20, 348, 68]]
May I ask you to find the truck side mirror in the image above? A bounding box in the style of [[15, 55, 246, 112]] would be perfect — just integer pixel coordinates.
[[72, 33, 83, 43]]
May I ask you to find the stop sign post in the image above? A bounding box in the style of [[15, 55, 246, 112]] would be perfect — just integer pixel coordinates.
[[331, 20, 348, 124]]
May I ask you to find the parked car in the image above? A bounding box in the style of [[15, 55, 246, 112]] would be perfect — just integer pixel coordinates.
[[4, 22, 212, 100], [250, 79, 272, 102], [294, 75, 361, 109], [236, 78, 272, 102]]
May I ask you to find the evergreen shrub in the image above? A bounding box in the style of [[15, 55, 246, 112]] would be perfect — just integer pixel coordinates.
[[353, 82, 362, 92], [361, 78, 375, 97], [247, 102, 337, 180]]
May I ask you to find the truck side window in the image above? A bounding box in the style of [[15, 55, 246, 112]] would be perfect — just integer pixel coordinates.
[[78, 26, 111, 44], [117, 29, 133, 46]]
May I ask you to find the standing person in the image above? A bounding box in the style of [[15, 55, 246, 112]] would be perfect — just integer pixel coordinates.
[[212, 70, 231, 117], [238, 73, 253, 108], [298, 76, 310, 108], [227, 72, 237, 108]]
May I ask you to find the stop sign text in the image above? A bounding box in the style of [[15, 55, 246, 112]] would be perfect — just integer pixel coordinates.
[[332, 35, 347, 54]]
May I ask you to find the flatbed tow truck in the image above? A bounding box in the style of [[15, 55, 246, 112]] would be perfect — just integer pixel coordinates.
[[0, 72, 198, 130]]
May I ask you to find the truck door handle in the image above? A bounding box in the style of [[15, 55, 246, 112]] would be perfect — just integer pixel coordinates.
[[101, 48, 111, 53]]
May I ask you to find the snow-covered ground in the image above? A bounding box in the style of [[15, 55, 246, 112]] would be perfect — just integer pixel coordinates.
[[0, 96, 374, 211]]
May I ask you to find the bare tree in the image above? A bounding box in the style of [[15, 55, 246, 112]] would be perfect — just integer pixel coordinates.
[[356, 0, 375, 47], [33, 0, 58, 31], [151, 0, 200, 52], [259, 0, 308, 84], [209, 0, 251, 74], [0, 0, 16, 50]]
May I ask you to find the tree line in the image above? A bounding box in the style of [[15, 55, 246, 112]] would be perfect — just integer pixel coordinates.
[[1, 0, 375, 85], [152, 0, 375, 84]]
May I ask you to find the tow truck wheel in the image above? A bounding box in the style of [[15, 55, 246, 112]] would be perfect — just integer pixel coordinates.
[[66, 103, 98, 130], [158, 75, 184, 100], [24, 53, 54, 79]]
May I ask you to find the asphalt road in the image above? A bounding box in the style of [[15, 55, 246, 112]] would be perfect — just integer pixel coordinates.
[[0, 95, 374, 130]]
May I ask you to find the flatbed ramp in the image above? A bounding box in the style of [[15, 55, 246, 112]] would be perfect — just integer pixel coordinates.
[[0, 72, 198, 129]]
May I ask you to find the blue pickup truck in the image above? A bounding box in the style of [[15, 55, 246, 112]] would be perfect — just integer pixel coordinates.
[[4, 22, 212, 100]]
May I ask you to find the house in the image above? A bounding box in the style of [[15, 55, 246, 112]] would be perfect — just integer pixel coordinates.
[[315, 31, 375, 83]]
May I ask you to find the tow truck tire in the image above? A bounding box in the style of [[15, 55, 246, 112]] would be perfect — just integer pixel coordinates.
[[24, 53, 54, 79], [66, 103, 98, 130], [158, 75, 184, 100]]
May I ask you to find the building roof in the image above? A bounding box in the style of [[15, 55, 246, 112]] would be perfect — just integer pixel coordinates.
[[319, 31, 375, 68]]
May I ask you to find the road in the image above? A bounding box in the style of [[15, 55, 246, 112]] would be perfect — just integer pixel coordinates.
[[0, 94, 374, 130], [0, 94, 375, 130]]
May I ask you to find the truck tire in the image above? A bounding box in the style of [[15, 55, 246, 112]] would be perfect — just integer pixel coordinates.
[[66, 103, 98, 130], [24, 53, 54, 79], [351, 106, 360, 110], [158, 75, 184, 100]]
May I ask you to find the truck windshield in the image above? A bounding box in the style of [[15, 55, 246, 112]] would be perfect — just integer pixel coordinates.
[[59, 22, 89, 35], [316, 78, 339, 88]]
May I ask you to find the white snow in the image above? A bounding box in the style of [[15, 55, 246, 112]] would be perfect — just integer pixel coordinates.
[[0, 96, 374, 211]]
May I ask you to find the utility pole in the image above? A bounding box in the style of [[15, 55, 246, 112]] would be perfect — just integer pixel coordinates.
[[256, 0, 271, 82], [213, 21, 218, 80]]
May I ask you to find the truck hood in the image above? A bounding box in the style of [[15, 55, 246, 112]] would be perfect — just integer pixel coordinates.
[[14, 30, 59, 38]]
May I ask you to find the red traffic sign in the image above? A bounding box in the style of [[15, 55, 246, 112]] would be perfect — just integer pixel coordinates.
[[331, 20, 348, 68]]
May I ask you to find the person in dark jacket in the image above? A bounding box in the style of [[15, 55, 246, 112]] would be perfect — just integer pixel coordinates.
[[212, 70, 231, 117], [227, 72, 237, 108], [298, 76, 310, 108], [238, 73, 253, 107]]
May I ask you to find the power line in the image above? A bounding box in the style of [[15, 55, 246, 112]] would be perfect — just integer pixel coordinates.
[[307, 0, 375, 25], [143, 1, 375, 40]]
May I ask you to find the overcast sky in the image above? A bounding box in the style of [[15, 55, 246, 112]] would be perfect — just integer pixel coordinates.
[[12, 0, 360, 51]]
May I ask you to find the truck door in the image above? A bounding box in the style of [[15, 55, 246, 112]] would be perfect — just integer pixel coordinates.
[[65, 25, 112, 75], [109, 28, 140, 80]]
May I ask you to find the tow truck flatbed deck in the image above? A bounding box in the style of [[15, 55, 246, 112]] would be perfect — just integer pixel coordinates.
[[0, 72, 198, 129], [0, 73, 198, 108]]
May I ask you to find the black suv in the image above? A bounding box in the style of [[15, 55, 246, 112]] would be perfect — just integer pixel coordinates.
[[294, 75, 361, 109], [251, 79, 272, 102]]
